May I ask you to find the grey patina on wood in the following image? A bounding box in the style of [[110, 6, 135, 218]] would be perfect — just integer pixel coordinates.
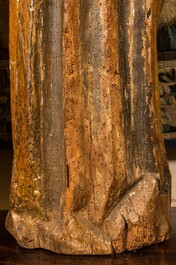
[[6, 0, 171, 255]]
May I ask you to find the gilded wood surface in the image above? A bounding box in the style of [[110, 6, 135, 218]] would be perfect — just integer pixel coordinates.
[[6, 0, 171, 255]]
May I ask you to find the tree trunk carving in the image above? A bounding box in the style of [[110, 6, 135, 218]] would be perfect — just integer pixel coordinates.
[[6, 0, 171, 255]]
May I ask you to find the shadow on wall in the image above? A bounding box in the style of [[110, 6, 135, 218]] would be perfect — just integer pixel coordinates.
[[0, 0, 9, 60], [0, 0, 9, 50], [0, 149, 12, 210]]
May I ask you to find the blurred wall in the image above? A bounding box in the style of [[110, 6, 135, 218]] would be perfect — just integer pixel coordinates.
[[0, 0, 9, 49], [166, 148, 176, 206]]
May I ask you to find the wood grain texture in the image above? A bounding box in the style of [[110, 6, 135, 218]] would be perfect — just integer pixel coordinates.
[[6, 0, 171, 255], [1, 209, 176, 265]]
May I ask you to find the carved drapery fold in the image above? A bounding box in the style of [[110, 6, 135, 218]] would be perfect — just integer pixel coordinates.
[[6, 0, 171, 255]]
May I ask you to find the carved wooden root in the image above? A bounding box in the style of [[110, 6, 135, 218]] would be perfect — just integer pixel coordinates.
[[6, 0, 171, 255]]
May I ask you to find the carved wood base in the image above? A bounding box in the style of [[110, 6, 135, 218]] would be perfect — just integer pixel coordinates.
[[6, 0, 171, 255]]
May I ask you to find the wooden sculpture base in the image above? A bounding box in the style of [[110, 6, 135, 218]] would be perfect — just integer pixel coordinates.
[[6, 173, 170, 254], [6, 0, 171, 255]]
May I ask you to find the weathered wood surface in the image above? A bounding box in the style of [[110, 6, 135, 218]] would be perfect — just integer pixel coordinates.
[[1, 209, 176, 264], [6, 0, 171, 255]]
